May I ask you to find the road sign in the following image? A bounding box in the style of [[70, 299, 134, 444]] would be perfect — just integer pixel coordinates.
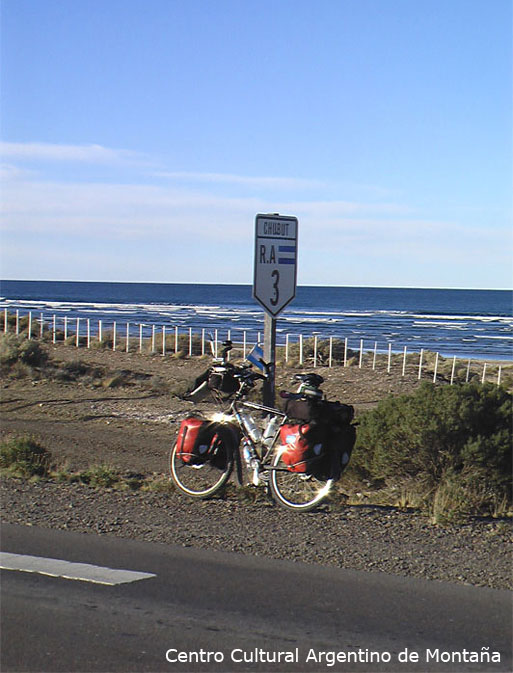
[[253, 213, 298, 317]]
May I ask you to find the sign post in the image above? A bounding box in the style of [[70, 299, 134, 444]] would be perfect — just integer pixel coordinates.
[[253, 213, 298, 407]]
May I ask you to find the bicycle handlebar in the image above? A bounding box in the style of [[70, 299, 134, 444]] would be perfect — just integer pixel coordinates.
[[235, 368, 267, 382]]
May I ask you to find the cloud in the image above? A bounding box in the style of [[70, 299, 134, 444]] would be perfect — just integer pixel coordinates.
[[0, 163, 35, 180], [0, 141, 141, 165], [2, 175, 506, 267], [0, 176, 412, 241], [155, 170, 324, 190]]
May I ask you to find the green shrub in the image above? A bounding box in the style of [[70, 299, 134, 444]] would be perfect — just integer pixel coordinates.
[[55, 359, 90, 380], [0, 334, 48, 368], [79, 464, 119, 488], [0, 436, 52, 477], [353, 383, 512, 515]]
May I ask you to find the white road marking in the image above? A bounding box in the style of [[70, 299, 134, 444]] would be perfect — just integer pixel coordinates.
[[0, 552, 156, 585]]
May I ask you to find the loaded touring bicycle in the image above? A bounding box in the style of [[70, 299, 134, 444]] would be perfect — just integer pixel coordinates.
[[169, 341, 356, 512]]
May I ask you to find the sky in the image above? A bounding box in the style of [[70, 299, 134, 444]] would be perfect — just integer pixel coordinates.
[[1, 0, 511, 289]]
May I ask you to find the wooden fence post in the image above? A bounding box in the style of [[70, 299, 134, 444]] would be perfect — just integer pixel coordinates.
[[433, 352, 439, 383], [450, 356, 456, 384], [418, 349, 424, 380]]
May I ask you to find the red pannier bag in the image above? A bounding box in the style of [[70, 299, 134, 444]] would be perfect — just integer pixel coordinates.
[[175, 417, 212, 464], [279, 424, 324, 473]]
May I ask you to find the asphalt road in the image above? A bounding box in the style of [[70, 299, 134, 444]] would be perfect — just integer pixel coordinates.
[[1, 523, 511, 673]]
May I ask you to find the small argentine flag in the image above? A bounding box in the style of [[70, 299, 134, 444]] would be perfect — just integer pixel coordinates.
[[247, 345, 265, 371], [278, 245, 296, 265]]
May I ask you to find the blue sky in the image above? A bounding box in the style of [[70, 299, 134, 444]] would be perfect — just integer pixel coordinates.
[[1, 0, 511, 288]]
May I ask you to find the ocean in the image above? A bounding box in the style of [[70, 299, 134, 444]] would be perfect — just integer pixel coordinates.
[[0, 280, 511, 361]]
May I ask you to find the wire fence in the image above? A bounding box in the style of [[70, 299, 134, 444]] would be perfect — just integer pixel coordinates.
[[3, 308, 511, 387]]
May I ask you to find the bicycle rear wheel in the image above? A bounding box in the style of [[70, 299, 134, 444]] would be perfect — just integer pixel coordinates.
[[169, 428, 234, 498], [269, 448, 334, 512]]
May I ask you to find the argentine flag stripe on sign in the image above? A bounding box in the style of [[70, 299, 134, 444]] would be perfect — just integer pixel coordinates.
[[278, 245, 296, 264]]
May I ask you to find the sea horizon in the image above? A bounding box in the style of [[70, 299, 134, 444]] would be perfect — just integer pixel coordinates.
[[1, 278, 511, 292]]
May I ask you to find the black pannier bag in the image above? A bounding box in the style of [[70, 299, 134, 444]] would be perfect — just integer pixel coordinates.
[[283, 396, 316, 422], [327, 423, 356, 480], [185, 369, 211, 401], [317, 400, 354, 426], [185, 366, 239, 400], [317, 400, 355, 480], [284, 396, 354, 425], [207, 368, 239, 394]]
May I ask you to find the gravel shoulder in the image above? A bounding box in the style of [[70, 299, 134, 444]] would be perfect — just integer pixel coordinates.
[[1, 344, 511, 591], [1, 478, 511, 590]]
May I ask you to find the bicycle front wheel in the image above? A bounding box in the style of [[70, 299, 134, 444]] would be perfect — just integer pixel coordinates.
[[169, 430, 234, 498], [269, 448, 334, 512]]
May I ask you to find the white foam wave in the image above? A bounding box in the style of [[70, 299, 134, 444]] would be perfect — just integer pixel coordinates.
[[473, 335, 513, 341], [413, 321, 468, 329]]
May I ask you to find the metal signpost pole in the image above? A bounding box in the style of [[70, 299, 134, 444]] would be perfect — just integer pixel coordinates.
[[253, 213, 298, 408], [263, 312, 277, 406]]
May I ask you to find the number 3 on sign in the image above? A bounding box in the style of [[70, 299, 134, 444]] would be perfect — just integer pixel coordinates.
[[270, 270, 280, 306]]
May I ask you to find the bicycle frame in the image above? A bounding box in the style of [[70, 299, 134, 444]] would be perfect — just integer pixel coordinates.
[[209, 398, 283, 465], [233, 400, 287, 466]]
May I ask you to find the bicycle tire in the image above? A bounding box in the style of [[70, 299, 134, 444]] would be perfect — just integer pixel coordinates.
[[169, 426, 234, 498], [269, 447, 334, 512]]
